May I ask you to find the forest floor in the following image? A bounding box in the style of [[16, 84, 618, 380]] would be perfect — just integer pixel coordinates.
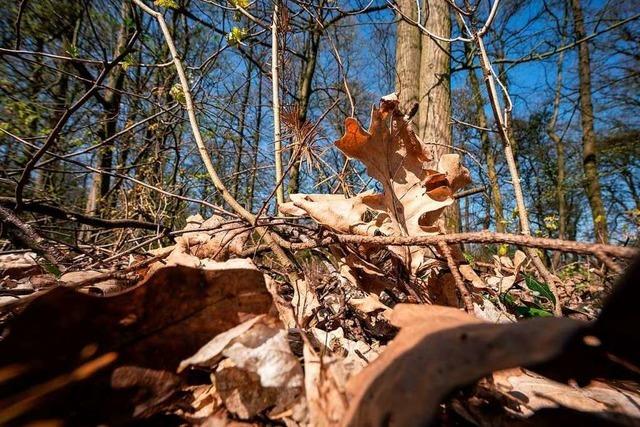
[[0, 215, 639, 426]]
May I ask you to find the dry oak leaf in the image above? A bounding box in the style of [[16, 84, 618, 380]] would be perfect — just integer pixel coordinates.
[[279, 191, 387, 236], [0, 258, 272, 425], [343, 304, 585, 427], [303, 343, 351, 427], [181, 315, 304, 420], [178, 214, 250, 260], [458, 264, 485, 289], [279, 93, 470, 272], [334, 94, 470, 238], [491, 368, 640, 421]]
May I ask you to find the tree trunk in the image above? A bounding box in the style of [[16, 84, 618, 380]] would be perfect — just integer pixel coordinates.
[[394, 0, 421, 113], [85, 1, 132, 216], [621, 169, 640, 211], [570, 0, 609, 243], [247, 75, 263, 212], [287, 26, 320, 195], [547, 44, 568, 245], [36, 43, 69, 197], [233, 62, 253, 198], [417, 0, 458, 231], [417, 0, 451, 153]]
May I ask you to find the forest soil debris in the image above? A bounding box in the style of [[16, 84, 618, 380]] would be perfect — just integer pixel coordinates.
[[0, 96, 638, 426]]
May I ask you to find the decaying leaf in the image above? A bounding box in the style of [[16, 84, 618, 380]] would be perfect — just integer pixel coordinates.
[[303, 343, 350, 426], [177, 214, 250, 261], [60, 269, 124, 294], [458, 264, 485, 289], [348, 294, 391, 315], [178, 315, 267, 372], [311, 327, 379, 372], [487, 273, 517, 294], [0, 258, 272, 425], [491, 368, 640, 421], [343, 304, 585, 427], [473, 297, 515, 323], [343, 260, 640, 426], [0, 252, 41, 278], [280, 93, 470, 274], [111, 366, 183, 418], [180, 315, 304, 420], [292, 278, 321, 325], [279, 191, 385, 236]]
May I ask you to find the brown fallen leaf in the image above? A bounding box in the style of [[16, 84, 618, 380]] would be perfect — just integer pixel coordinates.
[[348, 294, 391, 315], [0, 252, 42, 279], [280, 93, 470, 273], [0, 258, 272, 425], [458, 264, 485, 289], [292, 278, 321, 326], [279, 192, 386, 236], [473, 297, 515, 323], [303, 343, 350, 427], [178, 315, 267, 372], [181, 315, 304, 420], [491, 368, 640, 420], [28, 274, 57, 289], [60, 270, 123, 294], [178, 214, 249, 260], [343, 304, 585, 427], [487, 273, 517, 294], [111, 366, 182, 418], [343, 259, 640, 426]]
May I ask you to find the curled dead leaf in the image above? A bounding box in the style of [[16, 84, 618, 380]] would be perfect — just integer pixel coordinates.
[[343, 260, 640, 426], [492, 368, 640, 420], [0, 258, 272, 425], [279, 94, 471, 273], [180, 316, 304, 420], [177, 214, 249, 260], [343, 304, 584, 427]]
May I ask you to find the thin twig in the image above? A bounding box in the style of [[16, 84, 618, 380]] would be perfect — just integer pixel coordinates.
[[240, 230, 637, 260], [271, 3, 285, 209], [14, 32, 139, 211], [437, 241, 474, 312], [0, 197, 168, 233], [0, 206, 64, 271]]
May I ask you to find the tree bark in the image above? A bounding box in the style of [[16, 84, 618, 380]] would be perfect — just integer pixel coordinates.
[[395, 0, 459, 232], [547, 47, 568, 244], [394, 0, 421, 113], [417, 0, 451, 155], [570, 0, 609, 243], [247, 74, 263, 212], [233, 61, 253, 199], [417, 0, 458, 231]]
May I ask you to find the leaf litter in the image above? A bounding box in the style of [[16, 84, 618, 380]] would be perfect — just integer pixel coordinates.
[[0, 94, 638, 426]]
